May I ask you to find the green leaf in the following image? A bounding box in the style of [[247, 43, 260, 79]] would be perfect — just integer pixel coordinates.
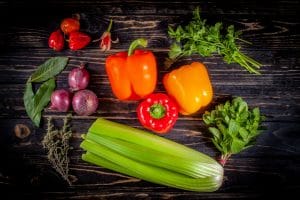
[[238, 127, 249, 142], [230, 138, 246, 154], [208, 127, 221, 140], [202, 96, 265, 162], [24, 79, 41, 127], [23, 78, 56, 127], [228, 119, 239, 136], [30, 57, 69, 83], [168, 43, 183, 60], [166, 7, 262, 74], [32, 78, 56, 119]]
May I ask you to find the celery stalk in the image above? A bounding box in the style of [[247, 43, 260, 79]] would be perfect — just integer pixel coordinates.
[[86, 132, 220, 178], [80, 118, 224, 192], [81, 139, 223, 192], [89, 118, 219, 165]]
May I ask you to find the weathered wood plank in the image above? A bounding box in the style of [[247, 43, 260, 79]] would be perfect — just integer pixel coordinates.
[[1, 0, 300, 199]]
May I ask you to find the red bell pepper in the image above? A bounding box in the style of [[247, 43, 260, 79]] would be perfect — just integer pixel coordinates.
[[105, 38, 157, 101], [137, 93, 179, 134]]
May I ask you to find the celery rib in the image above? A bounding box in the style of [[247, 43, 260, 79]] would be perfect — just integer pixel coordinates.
[[89, 118, 219, 164], [81, 139, 223, 192], [86, 132, 221, 178], [80, 118, 224, 192]]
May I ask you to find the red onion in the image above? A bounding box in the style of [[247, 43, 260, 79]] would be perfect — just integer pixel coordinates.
[[72, 89, 98, 116], [49, 89, 71, 112], [68, 65, 90, 91]]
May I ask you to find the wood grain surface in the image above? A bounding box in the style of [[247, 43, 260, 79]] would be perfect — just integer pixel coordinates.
[[0, 0, 299, 199]]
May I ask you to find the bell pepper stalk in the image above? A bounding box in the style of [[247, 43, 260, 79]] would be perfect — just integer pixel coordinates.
[[163, 62, 213, 115], [105, 38, 157, 101], [137, 93, 179, 134], [100, 19, 119, 51]]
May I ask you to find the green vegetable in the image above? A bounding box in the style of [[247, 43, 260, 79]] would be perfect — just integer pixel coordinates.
[[24, 78, 55, 127], [24, 80, 40, 126], [203, 97, 265, 165], [23, 57, 68, 127], [30, 57, 69, 82], [80, 118, 223, 192], [166, 7, 262, 74]]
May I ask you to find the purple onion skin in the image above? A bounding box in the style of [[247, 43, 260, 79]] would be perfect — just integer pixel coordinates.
[[49, 89, 72, 112], [68, 65, 90, 91], [72, 89, 99, 116]]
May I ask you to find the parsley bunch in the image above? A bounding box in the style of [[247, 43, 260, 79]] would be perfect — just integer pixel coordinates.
[[203, 97, 265, 165], [166, 7, 262, 74]]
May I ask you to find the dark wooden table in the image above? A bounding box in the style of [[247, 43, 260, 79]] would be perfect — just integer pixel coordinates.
[[1, 0, 299, 199]]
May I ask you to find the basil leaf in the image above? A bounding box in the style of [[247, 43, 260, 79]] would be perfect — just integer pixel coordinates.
[[30, 57, 69, 83], [202, 97, 265, 165], [231, 137, 246, 154]]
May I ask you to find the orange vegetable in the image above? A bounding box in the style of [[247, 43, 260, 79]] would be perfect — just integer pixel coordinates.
[[163, 62, 213, 115], [105, 38, 157, 100]]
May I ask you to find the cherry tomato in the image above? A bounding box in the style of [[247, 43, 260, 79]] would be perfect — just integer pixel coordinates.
[[60, 18, 80, 35], [48, 29, 64, 51]]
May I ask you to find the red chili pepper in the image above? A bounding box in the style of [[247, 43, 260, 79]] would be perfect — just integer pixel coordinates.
[[69, 31, 91, 50], [48, 29, 64, 51], [137, 93, 179, 134]]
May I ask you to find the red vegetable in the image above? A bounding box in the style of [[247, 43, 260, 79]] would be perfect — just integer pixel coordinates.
[[49, 89, 71, 112], [68, 64, 90, 91], [137, 93, 178, 134], [72, 89, 98, 116], [69, 31, 91, 51], [60, 17, 80, 35], [48, 29, 64, 51]]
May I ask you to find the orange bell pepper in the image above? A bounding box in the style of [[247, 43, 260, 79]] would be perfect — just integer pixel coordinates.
[[105, 38, 157, 100], [163, 62, 213, 115]]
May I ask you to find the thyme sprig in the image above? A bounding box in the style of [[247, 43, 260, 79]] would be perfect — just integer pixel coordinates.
[[166, 7, 262, 74], [42, 114, 73, 185]]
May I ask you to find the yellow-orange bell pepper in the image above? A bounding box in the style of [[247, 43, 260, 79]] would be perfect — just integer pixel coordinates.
[[105, 38, 157, 101], [163, 62, 213, 115]]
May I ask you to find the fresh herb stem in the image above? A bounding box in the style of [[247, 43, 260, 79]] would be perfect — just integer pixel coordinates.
[[42, 114, 74, 185], [166, 7, 262, 74]]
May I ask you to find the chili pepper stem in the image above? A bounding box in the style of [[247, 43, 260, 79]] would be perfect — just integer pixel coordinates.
[[107, 19, 113, 33], [150, 103, 166, 119], [128, 38, 148, 56]]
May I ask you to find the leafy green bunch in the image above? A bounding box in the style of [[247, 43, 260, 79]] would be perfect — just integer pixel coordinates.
[[166, 7, 262, 74], [203, 97, 265, 165]]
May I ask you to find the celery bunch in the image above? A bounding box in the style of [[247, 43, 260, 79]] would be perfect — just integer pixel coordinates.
[[80, 118, 223, 192]]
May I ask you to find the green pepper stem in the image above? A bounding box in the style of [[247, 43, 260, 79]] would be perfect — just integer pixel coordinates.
[[128, 38, 148, 56], [150, 103, 166, 119]]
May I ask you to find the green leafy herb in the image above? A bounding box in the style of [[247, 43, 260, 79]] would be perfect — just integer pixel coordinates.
[[42, 115, 74, 185], [24, 78, 55, 127], [203, 97, 265, 165], [30, 57, 69, 82], [166, 7, 262, 74]]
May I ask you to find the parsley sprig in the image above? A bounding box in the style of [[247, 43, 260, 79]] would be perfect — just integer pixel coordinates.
[[166, 7, 262, 74], [203, 97, 265, 165]]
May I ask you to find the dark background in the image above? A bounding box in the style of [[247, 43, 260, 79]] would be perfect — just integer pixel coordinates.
[[0, 0, 299, 199]]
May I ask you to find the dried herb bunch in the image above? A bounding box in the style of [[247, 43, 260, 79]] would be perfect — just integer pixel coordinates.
[[42, 114, 73, 185]]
